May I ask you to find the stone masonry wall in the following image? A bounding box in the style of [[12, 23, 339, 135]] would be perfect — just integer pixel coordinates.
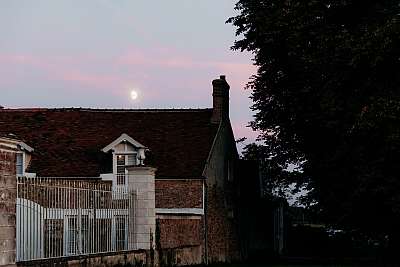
[[207, 185, 240, 263], [155, 181, 205, 266], [0, 147, 17, 266], [203, 120, 241, 263], [17, 249, 147, 267], [155, 180, 202, 209], [156, 218, 202, 249]]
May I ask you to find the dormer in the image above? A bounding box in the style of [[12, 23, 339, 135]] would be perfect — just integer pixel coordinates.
[[0, 136, 34, 177], [102, 134, 147, 185], [16, 141, 34, 177]]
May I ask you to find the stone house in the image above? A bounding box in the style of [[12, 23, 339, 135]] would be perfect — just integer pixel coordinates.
[[0, 76, 241, 265]]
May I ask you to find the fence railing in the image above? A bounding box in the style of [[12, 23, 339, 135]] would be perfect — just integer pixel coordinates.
[[16, 177, 137, 262]]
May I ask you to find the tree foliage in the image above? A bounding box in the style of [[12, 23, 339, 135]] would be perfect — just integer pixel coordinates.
[[229, 0, 400, 235]]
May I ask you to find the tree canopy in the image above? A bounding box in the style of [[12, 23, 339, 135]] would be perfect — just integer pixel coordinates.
[[228, 0, 400, 236]]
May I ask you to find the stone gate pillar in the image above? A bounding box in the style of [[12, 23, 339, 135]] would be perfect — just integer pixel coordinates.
[[127, 167, 156, 250], [0, 138, 18, 267]]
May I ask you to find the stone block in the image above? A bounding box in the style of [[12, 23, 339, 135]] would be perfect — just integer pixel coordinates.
[[133, 176, 150, 183], [136, 216, 155, 226], [135, 208, 147, 217], [144, 191, 155, 200], [0, 214, 15, 227], [136, 224, 152, 234], [136, 242, 150, 250], [0, 202, 16, 214], [0, 239, 15, 251], [0, 176, 16, 188], [0, 251, 15, 266], [137, 199, 155, 209], [136, 207, 155, 217], [0, 189, 16, 203], [0, 226, 14, 240], [136, 233, 150, 244], [147, 208, 155, 217]]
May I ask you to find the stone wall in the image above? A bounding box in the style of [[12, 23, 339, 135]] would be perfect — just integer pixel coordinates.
[[156, 217, 202, 249], [17, 249, 147, 267], [154, 180, 205, 266], [0, 145, 17, 266], [157, 246, 203, 266], [207, 185, 240, 263], [203, 121, 241, 263], [155, 180, 203, 209]]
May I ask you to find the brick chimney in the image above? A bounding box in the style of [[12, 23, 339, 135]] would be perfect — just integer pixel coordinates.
[[211, 75, 230, 124]]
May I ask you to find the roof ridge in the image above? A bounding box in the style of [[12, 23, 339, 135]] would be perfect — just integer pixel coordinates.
[[1, 107, 213, 112]]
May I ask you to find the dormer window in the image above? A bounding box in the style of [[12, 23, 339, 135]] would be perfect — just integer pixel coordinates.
[[16, 141, 34, 177], [116, 154, 137, 185], [116, 154, 137, 170], [16, 152, 23, 176], [0, 137, 35, 178], [102, 133, 147, 187]]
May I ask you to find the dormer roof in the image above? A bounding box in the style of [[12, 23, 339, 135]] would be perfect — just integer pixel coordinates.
[[102, 133, 146, 153], [0, 135, 34, 153], [18, 141, 34, 153]]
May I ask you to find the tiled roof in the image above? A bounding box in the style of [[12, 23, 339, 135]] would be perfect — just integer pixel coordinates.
[[0, 108, 219, 178]]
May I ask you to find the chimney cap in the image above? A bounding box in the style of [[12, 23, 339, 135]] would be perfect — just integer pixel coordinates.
[[212, 75, 230, 90]]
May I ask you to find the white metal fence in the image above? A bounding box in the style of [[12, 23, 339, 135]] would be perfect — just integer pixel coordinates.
[[16, 177, 137, 262]]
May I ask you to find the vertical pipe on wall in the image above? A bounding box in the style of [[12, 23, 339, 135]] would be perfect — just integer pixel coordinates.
[[203, 180, 209, 265]]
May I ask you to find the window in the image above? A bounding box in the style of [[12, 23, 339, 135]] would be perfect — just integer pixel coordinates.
[[115, 216, 127, 250], [116, 154, 137, 185], [16, 153, 23, 176]]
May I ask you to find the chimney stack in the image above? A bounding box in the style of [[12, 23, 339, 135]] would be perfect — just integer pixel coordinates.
[[211, 75, 230, 124]]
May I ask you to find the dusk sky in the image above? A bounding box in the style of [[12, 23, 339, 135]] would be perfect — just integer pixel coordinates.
[[0, 1, 257, 147]]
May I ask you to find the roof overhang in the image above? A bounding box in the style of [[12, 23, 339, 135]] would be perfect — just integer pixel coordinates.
[[0, 136, 34, 152], [102, 133, 146, 153], [18, 141, 34, 153]]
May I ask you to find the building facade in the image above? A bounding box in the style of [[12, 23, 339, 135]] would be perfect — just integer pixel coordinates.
[[0, 76, 241, 265]]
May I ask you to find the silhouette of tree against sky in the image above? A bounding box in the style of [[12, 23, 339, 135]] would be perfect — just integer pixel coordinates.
[[228, 0, 400, 245]]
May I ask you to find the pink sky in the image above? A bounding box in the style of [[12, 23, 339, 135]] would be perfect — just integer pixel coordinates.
[[0, 1, 258, 151]]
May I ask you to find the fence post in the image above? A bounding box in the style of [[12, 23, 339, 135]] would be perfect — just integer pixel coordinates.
[[0, 140, 18, 267]]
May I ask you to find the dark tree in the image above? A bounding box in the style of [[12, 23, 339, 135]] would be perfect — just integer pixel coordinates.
[[228, 0, 400, 240]]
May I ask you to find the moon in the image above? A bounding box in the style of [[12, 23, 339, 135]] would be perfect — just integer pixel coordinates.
[[130, 90, 138, 100]]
